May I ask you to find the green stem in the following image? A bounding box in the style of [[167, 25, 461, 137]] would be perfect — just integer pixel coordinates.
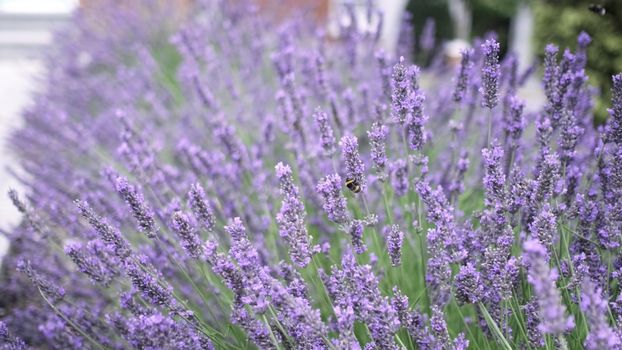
[[262, 314, 285, 350], [39, 289, 107, 350]]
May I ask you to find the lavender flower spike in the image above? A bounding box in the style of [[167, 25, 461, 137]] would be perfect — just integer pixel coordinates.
[[386, 225, 404, 267], [543, 44, 559, 102], [0, 321, 27, 350], [532, 153, 561, 205], [580, 279, 621, 350], [529, 204, 556, 254], [420, 17, 436, 52], [390, 158, 409, 197], [606, 73, 622, 145], [125, 257, 175, 308], [276, 162, 315, 267], [188, 183, 216, 232], [313, 107, 336, 156], [348, 220, 367, 254], [453, 48, 474, 103], [406, 82, 427, 151], [76, 200, 131, 259], [454, 262, 484, 304], [316, 174, 349, 224], [523, 239, 574, 335], [391, 56, 412, 125], [225, 217, 262, 277], [115, 176, 158, 238], [16, 260, 65, 303], [481, 141, 506, 206], [480, 38, 501, 109], [339, 135, 366, 190], [64, 242, 114, 286], [171, 211, 205, 259], [506, 95, 525, 142], [367, 121, 388, 179]]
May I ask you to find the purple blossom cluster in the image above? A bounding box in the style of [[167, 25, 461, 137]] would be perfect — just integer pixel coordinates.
[[1, 1, 622, 349]]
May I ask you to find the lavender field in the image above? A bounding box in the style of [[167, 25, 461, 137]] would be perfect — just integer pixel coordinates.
[[1, 1, 621, 349]]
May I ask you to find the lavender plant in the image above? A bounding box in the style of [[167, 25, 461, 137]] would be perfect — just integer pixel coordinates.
[[1, 1, 622, 349]]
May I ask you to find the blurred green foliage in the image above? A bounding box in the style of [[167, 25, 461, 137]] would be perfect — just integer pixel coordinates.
[[407, 0, 521, 56], [533, 0, 622, 123], [405, 0, 622, 123]]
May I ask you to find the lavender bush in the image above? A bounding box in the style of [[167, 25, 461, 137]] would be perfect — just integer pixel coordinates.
[[1, 1, 622, 349]]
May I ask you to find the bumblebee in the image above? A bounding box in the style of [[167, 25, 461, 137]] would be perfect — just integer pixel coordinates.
[[588, 4, 606, 16], [345, 178, 361, 193]]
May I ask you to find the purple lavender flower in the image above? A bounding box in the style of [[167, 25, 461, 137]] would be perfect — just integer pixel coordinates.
[[342, 88, 356, 125], [528, 204, 557, 254], [203, 240, 245, 298], [376, 49, 392, 98], [313, 107, 336, 156], [505, 96, 525, 142], [449, 151, 470, 200], [329, 250, 400, 349], [453, 48, 474, 103], [64, 242, 115, 286], [430, 306, 451, 348], [391, 287, 411, 328], [396, 12, 415, 62], [76, 200, 131, 259], [225, 217, 260, 272], [523, 239, 574, 335], [574, 31, 591, 71], [502, 53, 519, 92], [125, 257, 175, 308], [580, 279, 621, 350], [482, 141, 506, 206], [275, 162, 315, 267], [348, 220, 367, 254], [268, 280, 328, 348], [523, 298, 545, 348], [367, 121, 388, 178], [8, 189, 46, 237], [188, 183, 216, 232], [406, 85, 427, 151], [0, 321, 27, 350], [480, 38, 501, 109], [390, 158, 409, 197], [415, 180, 463, 304], [391, 57, 412, 125], [314, 52, 330, 97], [16, 260, 65, 303], [332, 303, 359, 349], [606, 74, 622, 145], [455, 262, 484, 304], [339, 135, 366, 190], [543, 44, 559, 102], [385, 225, 404, 267], [532, 153, 561, 206], [171, 211, 205, 259], [124, 312, 213, 349], [453, 333, 470, 350], [419, 18, 436, 53], [115, 176, 158, 238], [230, 305, 273, 348], [578, 31, 592, 49], [316, 174, 349, 224]]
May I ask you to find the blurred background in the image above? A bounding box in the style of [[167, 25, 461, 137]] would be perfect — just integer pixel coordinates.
[[1, 0, 621, 261], [0, 0, 78, 259]]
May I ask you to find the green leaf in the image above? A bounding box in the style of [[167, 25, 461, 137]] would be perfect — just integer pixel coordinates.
[[479, 303, 514, 350]]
